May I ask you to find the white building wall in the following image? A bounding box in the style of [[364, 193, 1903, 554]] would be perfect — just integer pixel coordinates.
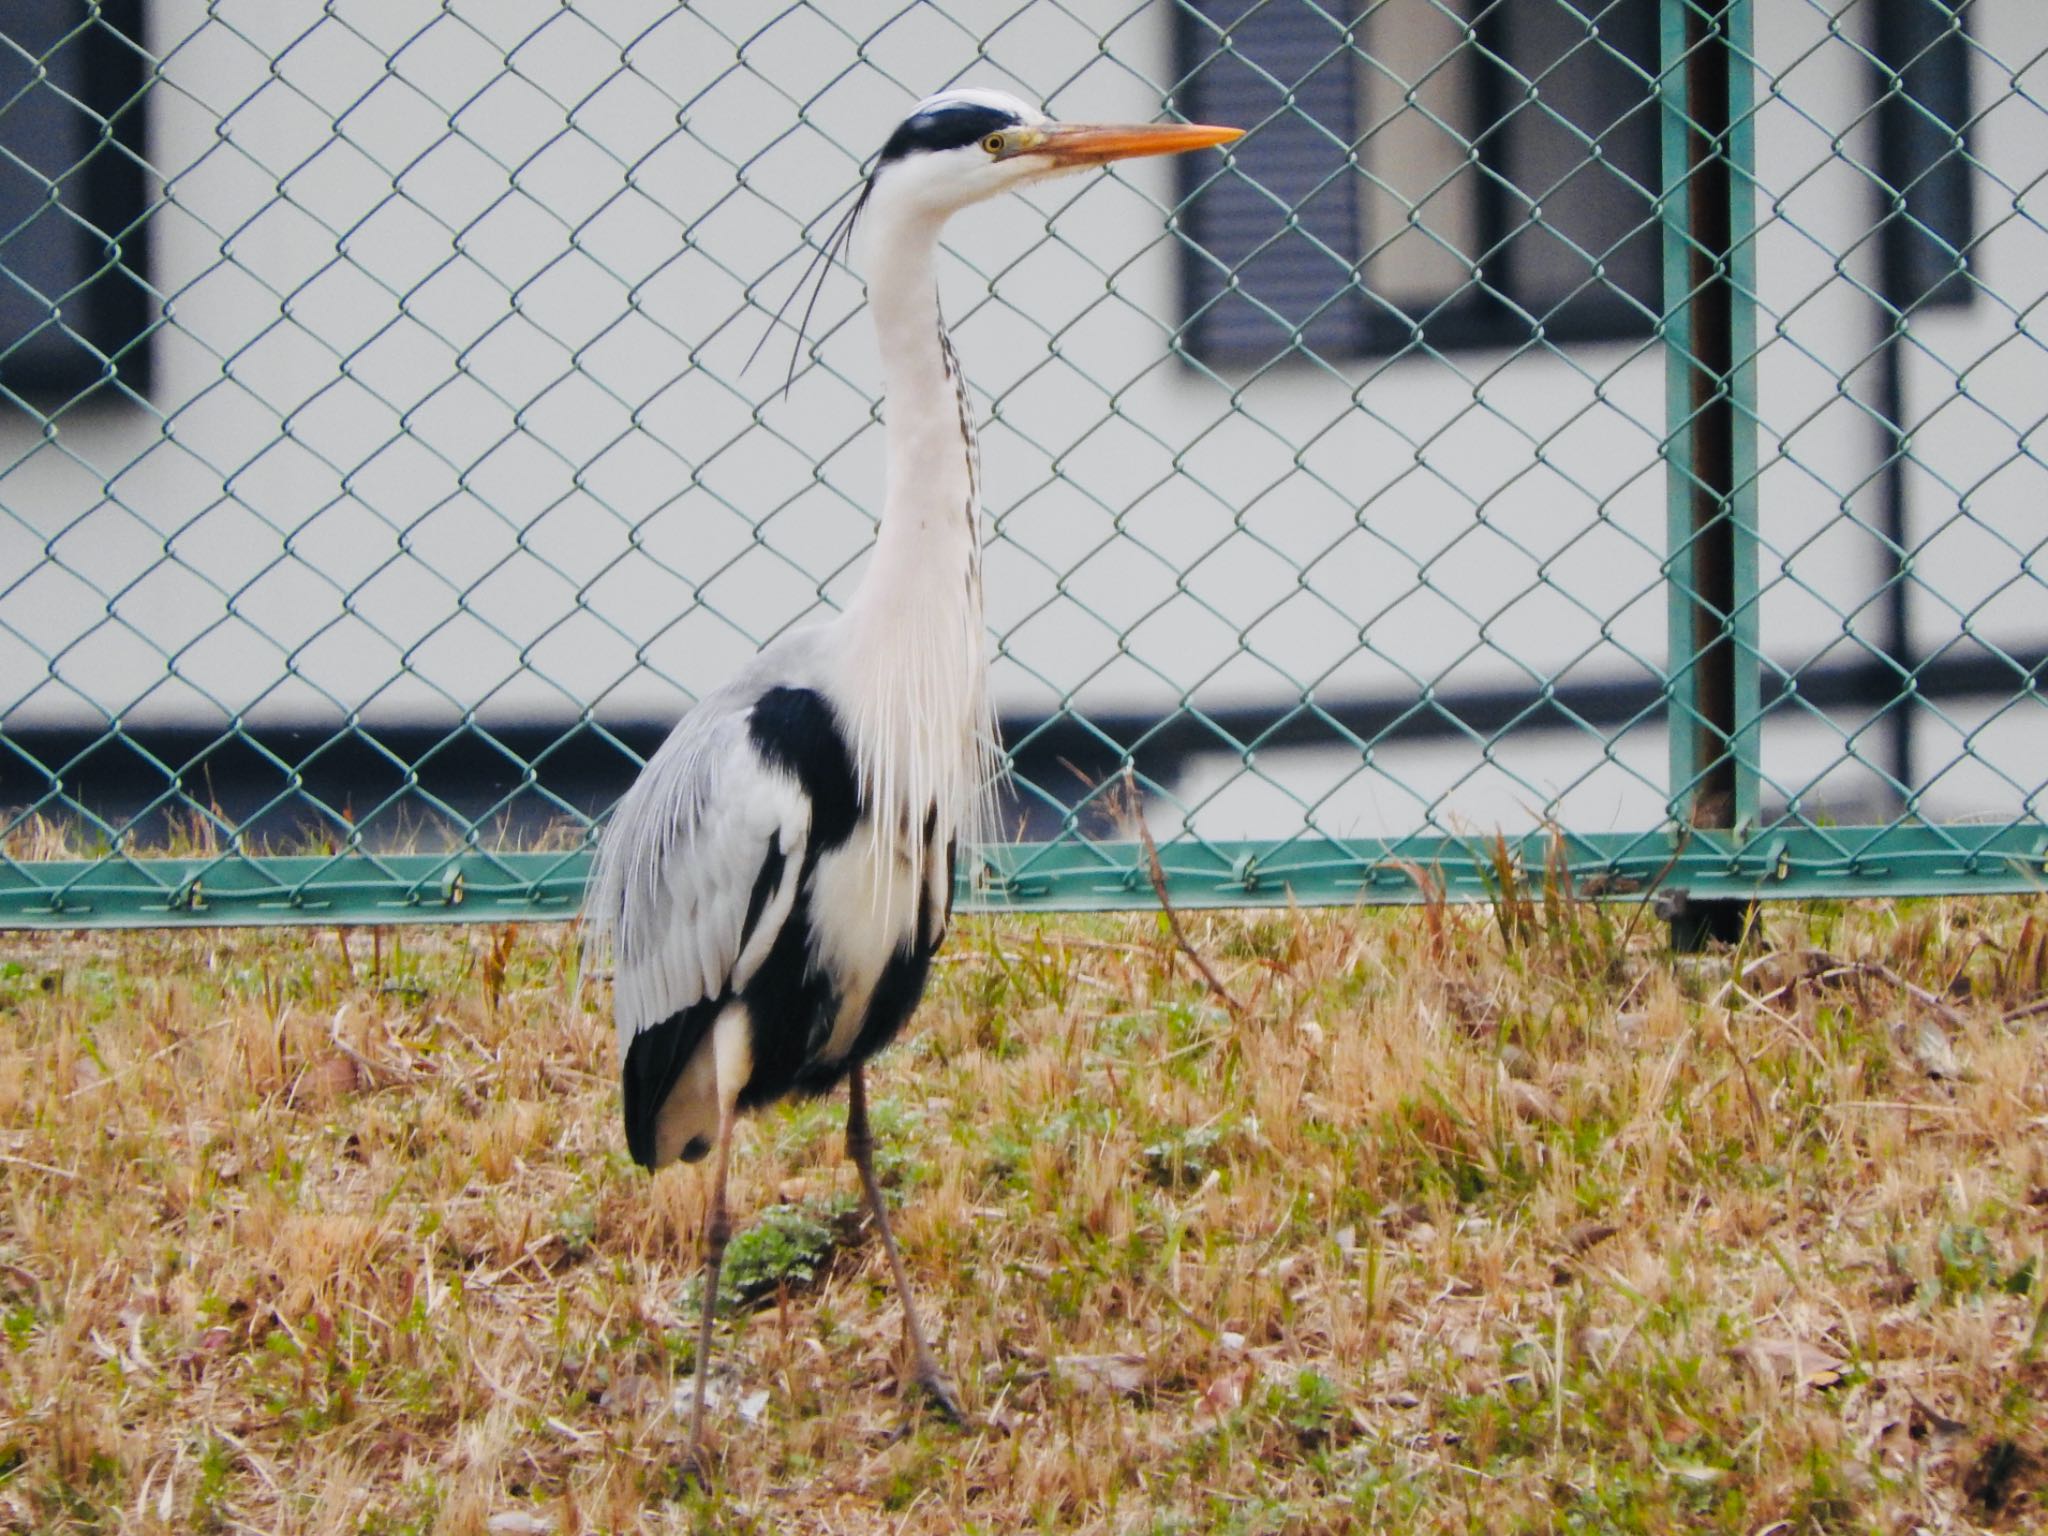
[[1, 0, 2042, 840]]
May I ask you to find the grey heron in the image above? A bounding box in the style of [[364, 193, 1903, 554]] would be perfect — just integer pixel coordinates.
[[584, 86, 1240, 1470]]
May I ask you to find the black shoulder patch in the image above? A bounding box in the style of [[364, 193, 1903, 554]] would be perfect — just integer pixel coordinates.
[[877, 101, 1021, 164], [749, 686, 860, 849]]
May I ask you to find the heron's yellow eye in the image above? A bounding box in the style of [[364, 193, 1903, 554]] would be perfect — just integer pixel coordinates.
[[982, 132, 1006, 156]]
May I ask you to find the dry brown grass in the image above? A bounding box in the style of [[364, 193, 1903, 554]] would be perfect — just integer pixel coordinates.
[[2, 896, 2047, 1534]]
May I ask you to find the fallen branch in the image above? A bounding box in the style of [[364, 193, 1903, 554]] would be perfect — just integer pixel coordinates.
[[62, 1014, 234, 1100], [1731, 951, 1967, 1030], [0, 1151, 76, 1181], [1126, 765, 1244, 1021], [1618, 820, 1694, 950], [1855, 960, 1968, 1031], [0, 1258, 41, 1294]]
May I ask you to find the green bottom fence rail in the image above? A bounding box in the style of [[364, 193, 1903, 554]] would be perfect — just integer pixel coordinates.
[[1, 0, 2044, 929], [4, 827, 2048, 931]]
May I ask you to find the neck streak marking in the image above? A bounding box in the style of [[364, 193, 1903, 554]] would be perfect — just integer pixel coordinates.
[[935, 311, 981, 591]]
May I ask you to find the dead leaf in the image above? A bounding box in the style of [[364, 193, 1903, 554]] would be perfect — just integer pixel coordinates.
[[486, 1515, 556, 1536], [1659, 1414, 1703, 1446], [1052, 1353, 1146, 1396], [599, 1370, 664, 1416], [1562, 1220, 1619, 1255], [1379, 1202, 1430, 1234], [176, 1326, 235, 1383], [1548, 1228, 1613, 1286], [666, 1378, 715, 1416], [1576, 1324, 1629, 1367], [1664, 1461, 1725, 1487], [1198, 1362, 1252, 1418], [298, 1052, 359, 1106], [1893, 1018, 1961, 1080], [1505, 1080, 1561, 1124], [1731, 1334, 1847, 1389]]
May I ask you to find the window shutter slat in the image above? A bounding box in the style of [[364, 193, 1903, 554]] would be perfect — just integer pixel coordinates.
[[1177, 0, 1367, 361]]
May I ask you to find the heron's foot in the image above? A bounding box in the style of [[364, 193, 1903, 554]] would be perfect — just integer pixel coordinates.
[[914, 1361, 969, 1427], [676, 1438, 714, 1492]]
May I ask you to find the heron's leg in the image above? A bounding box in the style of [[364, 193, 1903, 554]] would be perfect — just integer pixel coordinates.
[[846, 1066, 965, 1423], [685, 1097, 737, 1476]]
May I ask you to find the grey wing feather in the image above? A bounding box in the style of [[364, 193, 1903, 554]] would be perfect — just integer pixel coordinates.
[[583, 688, 810, 1060]]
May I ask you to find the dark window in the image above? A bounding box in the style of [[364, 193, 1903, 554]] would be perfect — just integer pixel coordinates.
[[0, 0, 152, 404], [1872, 0, 1973, 312], [1172, 0, 1977, 366], [1173, 0, 1662, 364]]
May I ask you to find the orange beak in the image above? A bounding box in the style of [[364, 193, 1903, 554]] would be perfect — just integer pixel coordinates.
[[1022, 120, 1243, 168]]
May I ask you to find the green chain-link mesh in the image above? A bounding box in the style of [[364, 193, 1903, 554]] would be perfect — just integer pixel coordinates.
[[0, 0, 2042, 928]]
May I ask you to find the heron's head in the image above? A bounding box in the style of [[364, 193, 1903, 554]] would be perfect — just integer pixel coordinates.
[[865, 87, 1241, 221], [752, 89, 1238, 392]]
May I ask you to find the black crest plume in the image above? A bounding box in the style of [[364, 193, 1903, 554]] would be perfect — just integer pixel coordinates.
[[745, 175, 873, 400]]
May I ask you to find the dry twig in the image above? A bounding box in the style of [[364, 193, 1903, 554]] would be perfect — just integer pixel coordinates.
[[1124, 765, 1244, 1021], [0, 1152, 76, 1181]]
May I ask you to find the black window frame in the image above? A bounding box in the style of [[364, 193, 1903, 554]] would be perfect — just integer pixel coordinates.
[[0, 0, 153, 406], [1872, 0, 1975, 314], [1170, 0, 1975, 366]]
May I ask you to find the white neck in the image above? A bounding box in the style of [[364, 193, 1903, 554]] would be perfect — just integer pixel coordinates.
[[836, 180, 995, 873], [855, 195, 981, 612]]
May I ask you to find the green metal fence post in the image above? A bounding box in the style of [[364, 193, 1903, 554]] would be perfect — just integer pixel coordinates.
[[1660, 0, 1762, 948]]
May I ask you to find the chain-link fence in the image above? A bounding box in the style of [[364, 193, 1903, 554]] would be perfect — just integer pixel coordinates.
[[0, 0, 2041, 928]]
